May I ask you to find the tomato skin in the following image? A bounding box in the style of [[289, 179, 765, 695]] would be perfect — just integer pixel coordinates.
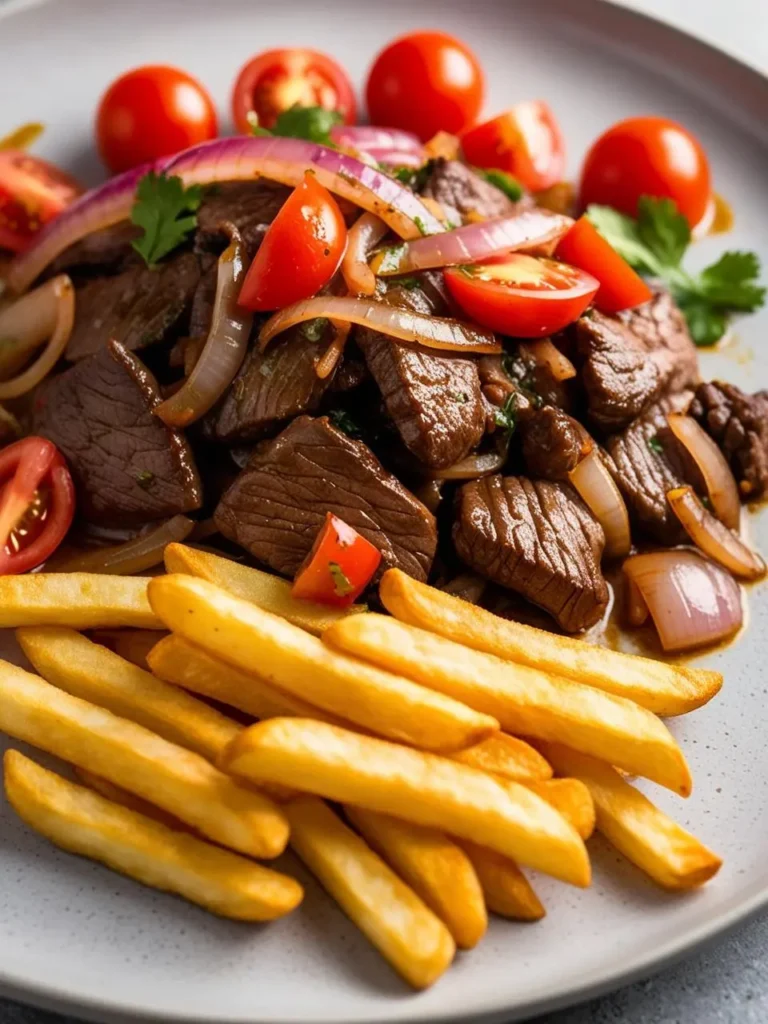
[[96, 65, 218, 174], [292, 513, 381, 607], [444, 255, 599, 338], [460, 102, 565, 192], [0, 152, 81, 253], [556, 216, 653, 314], [365, 32, 484, 142], [579, 116, 711, 228], [239, 173, 347, 312], [231, 49, 356, 134]]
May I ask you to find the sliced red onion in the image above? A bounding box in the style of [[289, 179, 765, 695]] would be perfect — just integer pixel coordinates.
[[259, 295, 501, 355], [432, 451, 507, 480], [367, 149, 425, 169], [667, 413, 740, 531], [568, 449, 631, 559], [625, 576, 650, 626], [0, 274, 63, 376], [342, 212, 388, 296], [315, 320, 351, 379], [667, 486, 765, 580], [0, 275, 74, 399], [50, 516, 194, 575], [623, 549, 743, 652], [330, 125, 424, 155]]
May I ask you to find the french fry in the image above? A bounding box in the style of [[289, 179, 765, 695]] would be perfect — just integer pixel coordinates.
[[325, 614, 692, 796], [458, 841, 545, 921], [344, 807, 487, 950], [525, 779, 595, 841], [148, 575, 498, 753], [6, 751, 302, 921], [0, 573, 163, 630], [453, 733, 552, 783], [73, 767, 191, 831], [285, 797, 455, 989], [380, 569, 721, 717], [0, 659, 288, 859], [164, 543, 364, 636], [18, 627, 241, 763], [540, 743, 722, 891], [224, 718, 590, 887], [103, 629, 167, 670]]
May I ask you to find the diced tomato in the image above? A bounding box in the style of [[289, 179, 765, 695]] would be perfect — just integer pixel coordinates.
[[556, 216, 653, 314], [238, 172, 347, 312], [0, 151, 81, 253], [460, 102, 565, 192], [292, 513, 381, 607], [444, 254, 599, 338]]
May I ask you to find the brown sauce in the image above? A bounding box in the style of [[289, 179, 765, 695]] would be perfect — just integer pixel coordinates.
[[710, 193, 734, 235]]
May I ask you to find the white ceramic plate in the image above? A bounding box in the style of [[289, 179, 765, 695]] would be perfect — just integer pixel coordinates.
[[1, 0, 767, 1021]]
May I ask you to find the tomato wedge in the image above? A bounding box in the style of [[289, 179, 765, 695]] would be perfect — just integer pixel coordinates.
[[0, 436, 75, 574], [445, 255, 599, 338], [292, 513, 381, 607], [238, 172, 347, 312], [0, 151, 82, 253], [460, 102, 565, 192], [556, 216, 653, 314]]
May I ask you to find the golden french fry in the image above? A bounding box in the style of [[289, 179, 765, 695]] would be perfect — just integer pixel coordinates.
[[325, 614, 692, 796], [458, 841, 545, 921], [18, 627, 241, 763], [0, 573, 163, 630], [345, 806, 487, 950], [164, 543, 364, 636], [380, 569, 721, 717], [453, 733, 553, 783], [525, 779, 595, 841], [540, 743, 722, 891], [102, 629, 167, 670], [6, 751, 302, 921], [224, 718, 590, 887], [73, 767, 192, 831], [0, 659, 288, 859], [285, 797, 455, 989], [148, 575, 498, 753]]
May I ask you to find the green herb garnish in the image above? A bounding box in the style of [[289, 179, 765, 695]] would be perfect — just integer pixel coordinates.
[[250, 105, 344, 146], [328, 409, 362, 438], [394, 276, 421, 291], [329, 561, 355, 597], [413, 215, 429, 237], [453, 391, 469, 404], [647, 436, 665, 455], [130, 171, 203, 268], [134, 469, 155, 489], [493, 393, 518, 436], [477, 168, 524, 202], [301, 318, 330, 342]]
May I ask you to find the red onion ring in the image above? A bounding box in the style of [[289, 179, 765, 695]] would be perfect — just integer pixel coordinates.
[[568, 449, 631, 559], [50, 515, 194, 575], [331, 125, 424, 155], [342, 212, 388, 296], [431, 451, 507, 480], [667, 413, 740, 531], [315, 320, 351, 380], [0, 275, 74, 399], [518, 339, 577, 382], [667, 486, 765, 580]]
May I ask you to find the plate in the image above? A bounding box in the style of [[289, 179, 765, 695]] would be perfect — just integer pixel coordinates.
[[1, 0, 767, 1021]]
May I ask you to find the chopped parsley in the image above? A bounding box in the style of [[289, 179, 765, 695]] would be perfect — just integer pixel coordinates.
[[647, 436, 665, 455], [376, 243, 407, 275], [477, 168, 524, 202], [394, 276, 422, 291], [453, 391, 469, 404], [493, 393, 518, 436], [134, 469, 155, 489], [248, 104, 343, 146], [392, 159, 435, 191], [413, 215, 429, 237], [131, 171, 203, 267], [329, 561, 355, 597], [300, 318, 330, 342], [328, 409, 362, 438]]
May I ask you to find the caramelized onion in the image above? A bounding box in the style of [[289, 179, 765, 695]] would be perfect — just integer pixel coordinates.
[[667, 486, 765, 580], [315, 320, 351, 379], [568, 450, 631, 559], [625, 576, 650, 626], [518, 338, 576, 382], [341, 212, 388, 296], [432, 451, 507, 481], [51, 516, 194, 575], [0, 275, 74, 399], [667, 413, 740, 530]]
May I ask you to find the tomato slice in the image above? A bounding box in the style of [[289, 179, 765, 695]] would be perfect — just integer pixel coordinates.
[[460, 102, 565, 192], [0, 151, 82, 253], [231, 49, 356, 134], [444, 255, 599, 338], [238, 172, 347, 312], [556, 216, 653, 314], [292, 513, 382, 607]]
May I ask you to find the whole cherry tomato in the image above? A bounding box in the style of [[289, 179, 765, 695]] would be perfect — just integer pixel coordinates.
[[292, 512, 381, 607], [461, 102, 565, 192], [556, 216, 653, 314], [0, 152, 81, 254]]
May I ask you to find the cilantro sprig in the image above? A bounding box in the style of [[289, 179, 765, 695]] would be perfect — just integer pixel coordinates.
[[131, 171, 202, 268], [476, 168, 524, 202], [587, 197, 766, 346], [248, 105, 343, 146]]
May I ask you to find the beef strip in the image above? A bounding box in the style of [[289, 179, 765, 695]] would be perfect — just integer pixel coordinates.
[[33, 341, 202, 526], [453, 475, 608, 632], [617, 288, 699, 394], [214, 415, 437, 581], [690, 381, 768, 499], [421, 158, 531, 221], [521, 406, 592, 480], [195, 181, 291, 256], [477, 355, 535, 427], [47, 221, 142, 279]]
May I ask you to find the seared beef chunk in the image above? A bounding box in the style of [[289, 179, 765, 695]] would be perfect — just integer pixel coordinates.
[[522, 407, 592, 480], [215, 415, 437, 581], [478, 356, 535, 425], [618, 289, 698, 395], [48, 221, 142, 279], [421, 159, 530, 221], [503, 345, 574, 413], [690, 381, 768, 498], [66, 252, 203, 362], [453, 475, 608, 632], [605, 391, 693, 544], [33, 342, 202, 525], [195, 181, 291, 256]]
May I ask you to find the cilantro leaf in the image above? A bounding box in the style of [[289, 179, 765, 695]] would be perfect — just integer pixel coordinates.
[[246, 111, 273, 137], [697, 251, 766, 311], [586, 204, 662, 273], [493, 393, 518, 436], [676, 299, 729, 348], [476, 168, 524, 202], [635, 195, 690, 267], [130, 171, 202, 267], [274, 105, 343, 145], [328, 409, 362, 439]]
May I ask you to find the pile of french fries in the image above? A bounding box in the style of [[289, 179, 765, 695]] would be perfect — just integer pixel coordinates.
[[0, 543, 724, 990]]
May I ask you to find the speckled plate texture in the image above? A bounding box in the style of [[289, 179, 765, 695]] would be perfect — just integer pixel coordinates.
[[0, 0, 767, 1021]]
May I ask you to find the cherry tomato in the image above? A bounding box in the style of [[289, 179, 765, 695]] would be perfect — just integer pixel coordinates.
[[460, 102, 565, 192], [0, 437, 75, 574], [292, 512, 382, 607], [579, 116, 711, 228], [238, 172, 347, 312], [231, 49, 356, 134], [556, 216, 653, 314], [0, 152, 81, 254], [444, 254, 599, 338], [365, 31, 484, 142], [96, 65, 218, 174]]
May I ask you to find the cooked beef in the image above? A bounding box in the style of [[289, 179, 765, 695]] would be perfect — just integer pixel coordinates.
[[189, 261, 218, 339], [617, 289, 698, 394], [214, 415, 437, 581], [48, 221, 142, 279], [329, 356, 369, 394], [477, 356, 535, 425], [690, 381, 768, 499], [33, 342, 202, 526], [521, 407, 592, 480], [503, 345, 574, 413], [195, 181, 291, 256], [66, 252, 204, 362], [453, 475, 608, 632], [421, 159, 530, 221], [605, 391, 693, 544]]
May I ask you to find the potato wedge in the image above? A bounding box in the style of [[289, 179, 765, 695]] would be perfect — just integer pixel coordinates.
[[224, 718, 590, 887], [18, 627, 241, 763], [285, 797, 455, 989], [325, 613, 692, 796], [164, 543, 364, 636], [345, 807, 487, 950], [73, 767, 191, 831], [6, 751, 302, 921], [453, 733, 552, 783], [0, 573, 163, 630], [458, 841, 545, 921], [525, 779, 595, 841], [540, 744, 722, 891], [380, 569, 721, 717], [0, 659, 288, 859], [149, 575, 498, 753]]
